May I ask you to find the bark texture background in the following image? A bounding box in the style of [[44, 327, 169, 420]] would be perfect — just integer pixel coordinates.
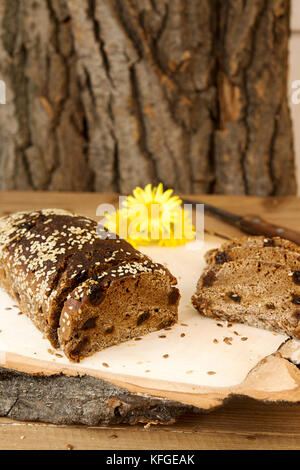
[[0, 0, 296, 195]]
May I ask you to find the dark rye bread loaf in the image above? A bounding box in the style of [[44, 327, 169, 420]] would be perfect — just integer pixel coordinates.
[[0, 209, 179, 361], [192, 236, 300, 338]]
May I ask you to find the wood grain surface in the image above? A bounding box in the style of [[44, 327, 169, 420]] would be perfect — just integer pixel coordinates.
[[1, 191, 300, 450]]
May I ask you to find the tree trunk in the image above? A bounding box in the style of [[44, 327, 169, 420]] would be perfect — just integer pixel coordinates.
[[215, 0, 296, 196], [0, 0, 296, 195]]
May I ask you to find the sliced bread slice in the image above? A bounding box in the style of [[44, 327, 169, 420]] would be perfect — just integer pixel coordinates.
[[192, 237, 300, 338]]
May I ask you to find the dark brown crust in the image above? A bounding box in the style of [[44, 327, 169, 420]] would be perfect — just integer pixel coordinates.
[[0, 210, 179, 360]]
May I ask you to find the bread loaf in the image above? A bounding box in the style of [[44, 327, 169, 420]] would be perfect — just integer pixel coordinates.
[[0, 209, 179, 361], [192, 236, 300, 338]]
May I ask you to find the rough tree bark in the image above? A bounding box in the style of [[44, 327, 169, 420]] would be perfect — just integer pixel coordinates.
[[0, 367, 195, 426], [0, 0, 296, 195], [215, 0, 296, 195]]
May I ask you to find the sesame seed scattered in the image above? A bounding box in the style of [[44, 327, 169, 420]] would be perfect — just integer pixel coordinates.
[[223, 337, 233, 345]]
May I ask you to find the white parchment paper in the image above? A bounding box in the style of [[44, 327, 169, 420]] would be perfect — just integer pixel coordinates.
[[0, 240, 290, 391]]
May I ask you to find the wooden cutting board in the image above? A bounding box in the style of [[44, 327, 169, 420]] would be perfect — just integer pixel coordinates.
[[1, 239, 300, 406], [1, 191, 300, 450]]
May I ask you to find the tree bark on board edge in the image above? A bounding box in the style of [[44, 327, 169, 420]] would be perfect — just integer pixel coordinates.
[[0, 367, 195, 426], [0, 0, 296, 196]]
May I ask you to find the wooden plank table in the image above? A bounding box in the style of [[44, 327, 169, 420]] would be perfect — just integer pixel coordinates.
[[0, 191, 300, 450]]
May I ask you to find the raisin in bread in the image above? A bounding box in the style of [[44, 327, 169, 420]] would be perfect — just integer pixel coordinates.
[[0, 209, 179, 361], [192, 236, 300, 338]]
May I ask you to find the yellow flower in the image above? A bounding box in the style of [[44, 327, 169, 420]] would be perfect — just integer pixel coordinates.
[[103, 183, 195, 247]]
